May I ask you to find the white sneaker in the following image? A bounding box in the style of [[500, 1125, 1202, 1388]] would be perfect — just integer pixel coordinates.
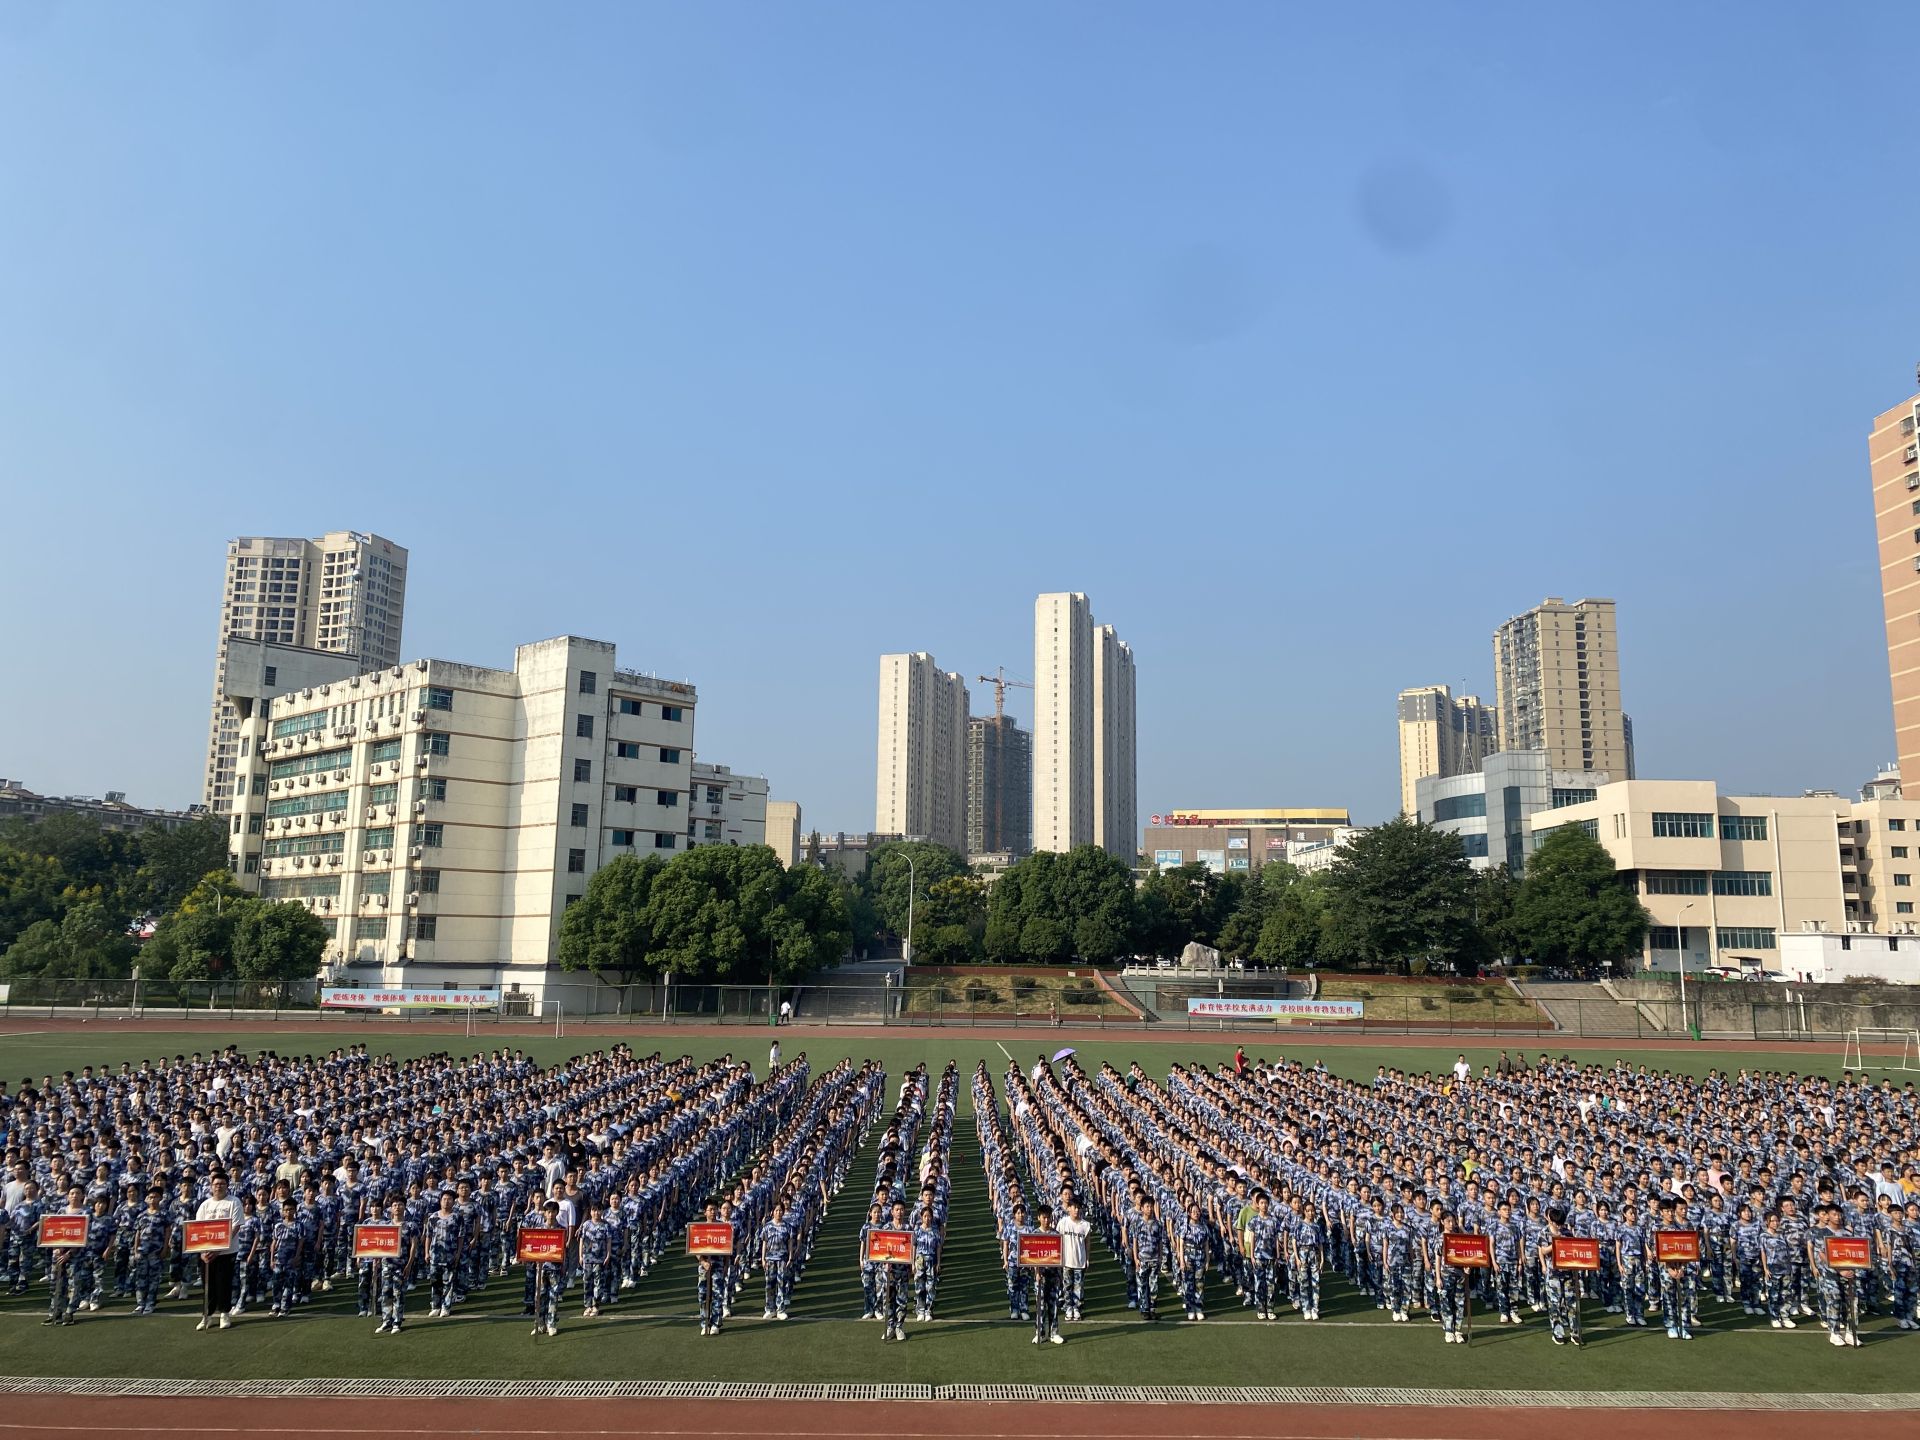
[[546, 1323, 557, 1336], [777, 1310, 788, 1320], [1049, 1333, 1063, 1344], [195, 1317, 209, 1331], [1830, 1333, 1845, 1347], [218, 1315, 230, 1329]]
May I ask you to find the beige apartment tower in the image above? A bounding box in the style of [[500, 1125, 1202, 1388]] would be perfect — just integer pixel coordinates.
[[1032, 592, 1136, 861], [205, 532, 408, 809], [875, 653, 969, 852], [1492, 597, 1631, 778], [1871, 385, 1920, 785], [1396, 684, 1498, 817]]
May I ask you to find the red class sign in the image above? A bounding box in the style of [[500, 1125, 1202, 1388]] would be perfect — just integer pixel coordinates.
[[1553, 1236, 1601, 1271], [1018, 1233, 1064, 1268], [516, 1227, 568, 1264], [687, 1222, 736, 1257], [353, 1224, 402, 1260], [1825, 1236, 1873, 1271], [37, 1215, 89, 1249], [183, 1219, 232, 1255], [1655, 1231, 1701, 1264], [864, 1228, 913, 1264], [1443, 1233, 1491, 1268]]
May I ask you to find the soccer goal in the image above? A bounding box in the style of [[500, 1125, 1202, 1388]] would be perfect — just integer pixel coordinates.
[[1841, 1026, 1920, 1073]]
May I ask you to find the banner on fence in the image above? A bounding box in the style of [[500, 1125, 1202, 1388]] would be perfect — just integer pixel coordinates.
[[1185, 997, 1365, 1021], [183, 1219, 232, 1255], [864, 1228, 913, 1264], [321, 986, 501, 1010]]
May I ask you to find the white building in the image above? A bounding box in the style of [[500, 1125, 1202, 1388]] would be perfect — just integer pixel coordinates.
[[875, 653, 968, 852], [1033, 592, 1136, 861], [228, 636, 694, 1002], [689, 763, 768, 849], [766, 799, 802, 868], [1777, 931, 1920, 985], [205, 532, 408, 810], [1286, 827, 1365, 874]]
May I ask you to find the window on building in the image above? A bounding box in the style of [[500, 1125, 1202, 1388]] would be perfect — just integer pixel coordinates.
[[1712, 871, 1773, 896], [661, 705, 685, 723], [614, 741, 640, 759], [1549, 788, 1596, 809], [353, 916, 387, 940], [360, 871, 391, 896], [243, 855, 259, 873], [1652, 812, 1714, 838], [425, 777, 448, 801], [1715, 926, 1776, 950], [1646, 926, 1681, 950], [654, 833, 676, 849], [369, 783, 398, 805], [571, 803, 589, 828], [1720, 815, 1768, 841], [1896, 846, 1911, 859], [425, 686, 454, 711], [264, 665, 277, 686], [657, 790, 680, 807], [612, 829, 635, 846], [411, 916, 437, 941], [362, 827, 395, 852], [1644, 871, 1709, 895], [370, 739, 402, 764], [576, 714, 594, 739], [1898, 874, 1913, 887], [579, 671, 597, 695], [564, 893, 583, 907], [418, 869, 441, 893], [705, 786, 724, 804], [425, 732, 450, 757], [617, 698, 643, 716], [421, 823, 444, 847], [252, 776, 266, 796], [1899, 902, 1915, 916], [614, 785, 638, 803], [1892, 819, 1908, 832], [567, 848, 586, 873], [574, 759, 592, 783], [247, 815, 262, 834], [659, 748, 682, 764], [1432, 793, 1486, 822]]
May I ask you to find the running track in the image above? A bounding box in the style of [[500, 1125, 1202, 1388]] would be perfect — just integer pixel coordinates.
[[0, 1016, 1895, 1055], [0, 1395, 1907, 1440]]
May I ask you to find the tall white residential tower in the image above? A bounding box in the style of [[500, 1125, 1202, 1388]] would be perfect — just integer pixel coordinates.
[[1032, 592, 1135, 861], [874, 653, 969, 851]]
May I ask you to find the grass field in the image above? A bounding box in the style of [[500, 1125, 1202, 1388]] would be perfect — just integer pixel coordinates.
[[0, 1027, 1908, 1392]]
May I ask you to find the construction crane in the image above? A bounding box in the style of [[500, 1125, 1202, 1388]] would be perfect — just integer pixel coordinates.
[[976, 666, 1033, 721]]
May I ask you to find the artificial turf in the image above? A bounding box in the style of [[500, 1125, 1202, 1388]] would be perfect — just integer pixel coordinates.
[[0, 1028, 1911, 1392]]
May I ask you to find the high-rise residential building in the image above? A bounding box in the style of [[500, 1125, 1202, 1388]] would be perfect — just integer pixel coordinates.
[[1871, 382, 1920, 783], [966, 715, 1031, 857], [765, 800, 802, 867], [1031, 592, 1136, 861], [228, 636, 693, 1001], [1093, 624, 1137, 862], [1491, 596, 1631, 778], [1395, 684, 1498, 817], [205, 532, 408, 811], [874, 653, 968, 852], [1032, 592, 1094, 854], [687, 763, 768, 849]]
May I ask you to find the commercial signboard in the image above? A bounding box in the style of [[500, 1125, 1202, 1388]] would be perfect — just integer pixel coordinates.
[[1153, 850, 1186, 869], [1227, 856, 1250, 871], [1186, 997, 1365, 1020], [1195, 850, 1226, 874], [321, 986, 501, 1010]]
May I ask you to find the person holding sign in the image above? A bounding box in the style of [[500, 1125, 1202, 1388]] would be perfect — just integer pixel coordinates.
[[1654, 1200, 1698, 1341], [1435, 1213, 1471, 1343], [877, 1199, 913, 1341], [693, 1201, 731, 1336], [40, 1185, 88, 1326], [1815, 1205, 1864, 1348], [192, 1172, 240, 1330], [372, 1195, 417, 1334], [1026, 1205, 1065, 1344]]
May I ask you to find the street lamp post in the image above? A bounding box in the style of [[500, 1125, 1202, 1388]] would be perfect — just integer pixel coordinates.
[[902, 852, 918, 966], [1676, 901, 1695, 1037]]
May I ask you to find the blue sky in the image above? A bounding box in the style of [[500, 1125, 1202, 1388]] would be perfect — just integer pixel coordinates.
[[3, 2, 1917, 831]]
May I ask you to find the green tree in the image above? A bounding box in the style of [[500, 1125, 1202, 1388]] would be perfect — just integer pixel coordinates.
[[644, 844, 849, 983], [1253, 868, 1336, 968], [228, 899, 329, 988], [866, 841, 968, 945], [1510, 824, 1650, 975], [765, 861, 853, 979], [1133, 863, 1214, 958], [916, 874, 987, 961], [1321, 818, 1477, 973], [1470, 863, 1524, 966], [984, 846, 1136, 964], [556, 853, 666, 981], [134, 817, 231, 915], [0, 900, 137, 980], [1218, 863, 1296, 957], [0, 847, 70, 952]]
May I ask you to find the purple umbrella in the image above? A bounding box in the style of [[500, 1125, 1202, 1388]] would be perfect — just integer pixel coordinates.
[[1051, 1047, 1076, 1063]]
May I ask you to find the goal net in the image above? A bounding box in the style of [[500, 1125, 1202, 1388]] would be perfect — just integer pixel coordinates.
[[1841, 1027, 1920, 1073]]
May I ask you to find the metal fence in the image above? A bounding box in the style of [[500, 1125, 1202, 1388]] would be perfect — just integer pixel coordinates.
[[3, 976, 1915, 1040]]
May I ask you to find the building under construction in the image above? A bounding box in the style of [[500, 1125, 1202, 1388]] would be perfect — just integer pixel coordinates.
[[967, 715, 1031, 857]]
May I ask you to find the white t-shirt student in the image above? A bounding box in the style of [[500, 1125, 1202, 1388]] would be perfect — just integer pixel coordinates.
[[1057, 1214, 1092, 1273]]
